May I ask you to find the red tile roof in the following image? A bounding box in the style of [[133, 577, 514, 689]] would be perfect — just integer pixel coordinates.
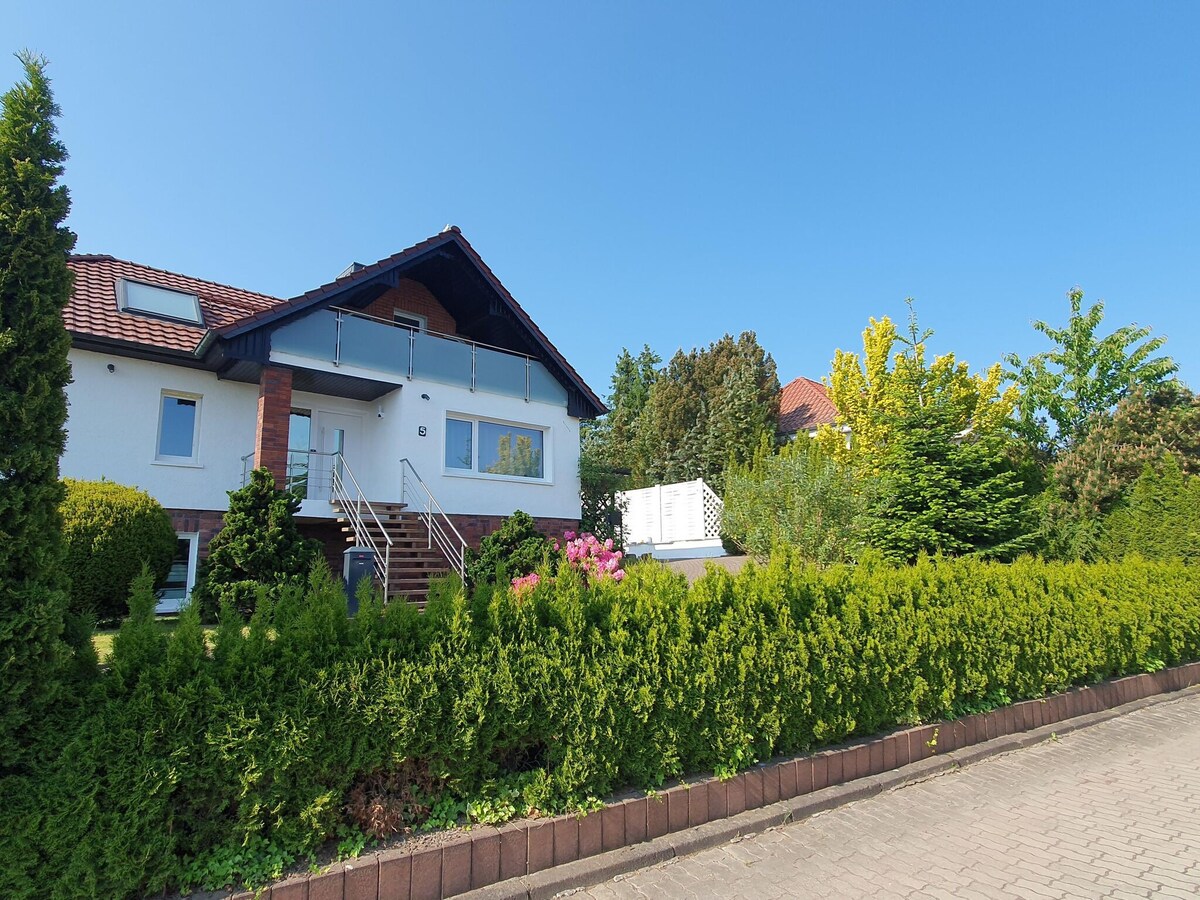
[[778, 376, 839, 435], [67, 255, 283, 354], [65, 229, 606, 417]]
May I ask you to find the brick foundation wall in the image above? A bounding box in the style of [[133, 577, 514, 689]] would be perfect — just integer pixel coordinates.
[[448, 515, 580, 549], [299, 521, 351, 575], [165, 509, 226, 558], [360, 278, 457, 335], [254, 366, 293, 487]]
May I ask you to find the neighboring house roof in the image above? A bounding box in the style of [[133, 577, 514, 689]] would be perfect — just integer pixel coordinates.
[[65, 228, 606, 417], [778, 376, 839, 435]]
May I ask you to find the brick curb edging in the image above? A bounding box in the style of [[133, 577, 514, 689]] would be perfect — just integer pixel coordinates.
[[240, 662, 1200, 900]]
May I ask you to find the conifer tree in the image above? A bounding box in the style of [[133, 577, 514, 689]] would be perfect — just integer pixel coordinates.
[[0, 52, 76, 771], [191, 468, 321, 619]]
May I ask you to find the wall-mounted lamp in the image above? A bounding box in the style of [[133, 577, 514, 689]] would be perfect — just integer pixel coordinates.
[[420, 393, 430, 401], [376, 404, 384, 418], [107, 363, 116, 373]]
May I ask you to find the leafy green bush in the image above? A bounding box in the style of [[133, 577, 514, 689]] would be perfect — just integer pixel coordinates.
[[3, 553, 1198, 898], [723, 438, 867, 564], [464, 509, 554, 589], [191, 468, 320, 620], [60, 478, 177, 623]]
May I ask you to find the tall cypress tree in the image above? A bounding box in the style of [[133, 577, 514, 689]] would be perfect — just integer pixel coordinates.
[[0, 52, 76, 771]]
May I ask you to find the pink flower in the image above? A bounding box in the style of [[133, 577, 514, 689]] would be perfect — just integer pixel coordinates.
[[511, 572, 541, 600]]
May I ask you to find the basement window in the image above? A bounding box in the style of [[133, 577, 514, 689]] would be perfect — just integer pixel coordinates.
[[119, 279, 204, 324]]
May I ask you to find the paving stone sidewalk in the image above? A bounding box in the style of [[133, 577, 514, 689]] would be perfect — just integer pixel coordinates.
[[576, 692, 1200, 899]]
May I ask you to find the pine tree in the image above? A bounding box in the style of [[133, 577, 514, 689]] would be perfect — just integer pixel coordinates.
[[0, 53, 76, 772], [865, 396, 1035, 562]]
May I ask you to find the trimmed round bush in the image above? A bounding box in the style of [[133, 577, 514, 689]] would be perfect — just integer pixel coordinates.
[[60, 478, 177, 623]]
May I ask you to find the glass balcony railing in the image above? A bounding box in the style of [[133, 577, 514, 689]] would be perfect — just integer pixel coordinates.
[[271, 308, 568, 405]]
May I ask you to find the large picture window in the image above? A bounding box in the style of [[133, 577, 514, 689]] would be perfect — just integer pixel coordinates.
[[157, 392, 201, 462], [445, 416, 546, 480]]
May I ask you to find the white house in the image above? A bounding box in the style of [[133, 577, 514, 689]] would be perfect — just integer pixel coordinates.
[[60, 227, 606, 604]]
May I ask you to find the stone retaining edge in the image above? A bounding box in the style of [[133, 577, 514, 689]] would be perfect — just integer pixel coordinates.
[[237, 661, 1200, 900]]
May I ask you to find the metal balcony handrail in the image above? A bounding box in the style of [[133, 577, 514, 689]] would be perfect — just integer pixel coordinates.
[[398, 457, 467, 581], [330, 453, 392, 589], [330, 305, 538, 363]]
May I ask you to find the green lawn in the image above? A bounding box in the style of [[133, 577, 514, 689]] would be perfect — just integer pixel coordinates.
[[92, 616, 217, 662]]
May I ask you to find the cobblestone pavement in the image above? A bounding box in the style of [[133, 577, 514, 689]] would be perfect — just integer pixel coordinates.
[[576, 692, 1200, 899]]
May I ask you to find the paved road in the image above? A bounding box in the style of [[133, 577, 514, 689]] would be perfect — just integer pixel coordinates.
[[577, 692, 1200, 899]]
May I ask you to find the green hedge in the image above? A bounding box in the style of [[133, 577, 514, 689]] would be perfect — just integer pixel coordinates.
[[60, 478, 177, 623], [3, 553, 1198, 897]]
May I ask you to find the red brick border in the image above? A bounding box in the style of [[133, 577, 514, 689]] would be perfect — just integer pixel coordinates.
[[241, 661, 1200, 900]]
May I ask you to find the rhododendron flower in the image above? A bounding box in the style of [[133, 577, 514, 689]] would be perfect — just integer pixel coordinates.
[[511, 572, 541, 600]]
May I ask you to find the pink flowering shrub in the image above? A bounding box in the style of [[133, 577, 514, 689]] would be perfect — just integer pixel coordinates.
[[510, 530, 625, 599], [555, 531, 626, 583]]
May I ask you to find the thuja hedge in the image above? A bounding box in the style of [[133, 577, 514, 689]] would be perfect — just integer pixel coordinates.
[[4, 553, 1199, 898]]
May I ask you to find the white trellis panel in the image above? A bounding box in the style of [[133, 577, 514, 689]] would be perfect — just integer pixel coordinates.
[[617, 479, 725, 559]]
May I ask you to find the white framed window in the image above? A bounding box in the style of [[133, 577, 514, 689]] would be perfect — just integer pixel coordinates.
[[119, 279, 203, 325], [444, 415, 548, 481], [393, 310, 427, 332], [156, 391, 202, 463], [156, 533, 199, 614]]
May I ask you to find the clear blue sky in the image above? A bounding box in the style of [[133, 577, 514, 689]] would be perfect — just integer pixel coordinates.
[[8, 2, 1198, 399]]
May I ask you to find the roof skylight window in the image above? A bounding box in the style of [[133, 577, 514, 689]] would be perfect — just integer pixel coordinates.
[[119, 279, 204, 325]]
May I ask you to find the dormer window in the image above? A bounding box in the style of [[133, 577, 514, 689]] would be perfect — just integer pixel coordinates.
[[119, 279, 203, 325], [393, 310, 426, 332]]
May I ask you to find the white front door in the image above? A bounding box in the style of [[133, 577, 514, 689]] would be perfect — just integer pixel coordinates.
[[313, 411, 363, 502]]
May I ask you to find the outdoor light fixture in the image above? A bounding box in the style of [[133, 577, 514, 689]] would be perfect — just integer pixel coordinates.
[[107, 363, 116, 373], [421, 393, 430, 401]]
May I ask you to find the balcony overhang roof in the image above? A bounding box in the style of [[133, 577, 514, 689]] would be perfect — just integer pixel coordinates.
[[216, 229, 606, 419]]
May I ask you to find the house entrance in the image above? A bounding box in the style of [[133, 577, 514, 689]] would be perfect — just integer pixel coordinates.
[[308, 410, 363, 502]]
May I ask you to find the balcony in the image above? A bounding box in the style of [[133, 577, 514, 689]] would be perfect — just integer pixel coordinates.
[[271, 308, 567, 405]]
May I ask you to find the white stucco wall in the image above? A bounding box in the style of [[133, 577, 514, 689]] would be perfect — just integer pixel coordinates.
[[64, 347, 583, 522], [290, 371, 581, 520], [62, 349, 259, 510]]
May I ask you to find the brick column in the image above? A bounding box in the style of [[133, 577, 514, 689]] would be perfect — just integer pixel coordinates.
[[254, 366, 293, 488]]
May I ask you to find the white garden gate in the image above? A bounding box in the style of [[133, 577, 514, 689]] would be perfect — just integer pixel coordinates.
[[617, 479, 726, 559]]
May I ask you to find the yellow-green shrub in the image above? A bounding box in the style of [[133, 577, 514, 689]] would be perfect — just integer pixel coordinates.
[[3, 553, 1198, 898], [60, 478, 177, 623]]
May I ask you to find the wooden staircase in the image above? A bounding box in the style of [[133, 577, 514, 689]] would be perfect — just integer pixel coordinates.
[[333, 501, 453, 606]]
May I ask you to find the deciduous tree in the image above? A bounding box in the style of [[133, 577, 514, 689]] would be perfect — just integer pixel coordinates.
[[1005, 288, 1177, 452]]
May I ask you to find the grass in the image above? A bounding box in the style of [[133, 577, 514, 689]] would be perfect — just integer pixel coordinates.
[[92, 616, 217, 662]]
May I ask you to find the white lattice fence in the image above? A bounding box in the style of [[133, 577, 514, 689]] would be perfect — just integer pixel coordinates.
[[618, 479, 724, 549]]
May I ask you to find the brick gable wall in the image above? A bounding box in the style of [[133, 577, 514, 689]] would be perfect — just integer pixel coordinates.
[[360, 278, 457, 335]]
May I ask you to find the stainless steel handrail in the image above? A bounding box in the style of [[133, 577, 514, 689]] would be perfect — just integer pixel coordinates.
[[398, 457, 467, 581], [330, 454, 392, 589]]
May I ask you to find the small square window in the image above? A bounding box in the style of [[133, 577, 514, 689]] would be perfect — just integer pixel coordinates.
[[393, 310, 426, 332], [157, 393, 200, 462]]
